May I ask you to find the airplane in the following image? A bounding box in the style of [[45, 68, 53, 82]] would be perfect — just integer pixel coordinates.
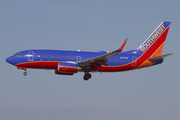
[[6, 21, 173, 81]]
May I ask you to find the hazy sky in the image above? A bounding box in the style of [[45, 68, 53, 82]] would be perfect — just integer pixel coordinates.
[[0, 0, 180, 120]]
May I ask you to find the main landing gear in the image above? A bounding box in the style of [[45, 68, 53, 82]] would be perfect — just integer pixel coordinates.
[[83, 71, 92, 81]]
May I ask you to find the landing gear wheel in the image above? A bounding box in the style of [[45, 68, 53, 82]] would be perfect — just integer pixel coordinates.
[[87, 74, 91, 79], [83, 76, 88, 81], [23, 72, 27, 76], [83, 73, 92, 81]]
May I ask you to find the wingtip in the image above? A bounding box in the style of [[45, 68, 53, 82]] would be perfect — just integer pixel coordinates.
[[170, 53, 174, 55], [116, 38, 128, 52]]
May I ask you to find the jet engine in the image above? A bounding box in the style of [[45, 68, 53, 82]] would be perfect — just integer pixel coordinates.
[[55, 62, 81, 75]]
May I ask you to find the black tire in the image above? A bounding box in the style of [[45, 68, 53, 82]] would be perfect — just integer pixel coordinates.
[[23, 72, 27, 76], [83, 75, 89, 81], [83, 73, 92, 81]]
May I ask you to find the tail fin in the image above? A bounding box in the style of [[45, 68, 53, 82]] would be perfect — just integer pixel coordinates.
[[138, 21, 171, 57]]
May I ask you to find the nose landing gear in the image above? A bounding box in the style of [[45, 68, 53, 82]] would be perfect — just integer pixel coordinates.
[[17, 66, 27, 76], [23, 71, 27, 76]]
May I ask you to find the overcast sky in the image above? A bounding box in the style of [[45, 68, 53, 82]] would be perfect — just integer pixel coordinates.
[[0, 0, 180, 120]]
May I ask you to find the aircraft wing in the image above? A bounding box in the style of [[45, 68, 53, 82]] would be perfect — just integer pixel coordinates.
[[77, 39, 127, 70]]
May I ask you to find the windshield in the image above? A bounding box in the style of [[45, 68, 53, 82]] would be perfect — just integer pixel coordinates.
[[14, 53, 22, 56]]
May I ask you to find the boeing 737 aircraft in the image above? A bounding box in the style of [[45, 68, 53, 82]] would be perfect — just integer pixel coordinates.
[[6, 21, 173, 80]]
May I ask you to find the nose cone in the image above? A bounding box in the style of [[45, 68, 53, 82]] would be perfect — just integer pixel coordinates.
[[6, 56, 14, 65]]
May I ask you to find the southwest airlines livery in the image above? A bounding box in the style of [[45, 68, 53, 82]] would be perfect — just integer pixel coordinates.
[[6, 21, 173, 80]]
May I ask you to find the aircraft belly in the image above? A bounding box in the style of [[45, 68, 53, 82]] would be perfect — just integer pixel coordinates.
[[99, 64, 134, 72], [16, 61, 59, 69]]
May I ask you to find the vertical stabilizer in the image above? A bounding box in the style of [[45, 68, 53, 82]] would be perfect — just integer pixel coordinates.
[[138, 21, 171, 57], [135, 21, 171, 69]]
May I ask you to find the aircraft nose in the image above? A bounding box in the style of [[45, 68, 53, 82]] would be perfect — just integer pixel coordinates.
[[6, 56, 14, 64]]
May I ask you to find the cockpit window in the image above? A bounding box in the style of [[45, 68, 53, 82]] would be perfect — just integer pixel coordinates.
[[14, 54, 22, 56]]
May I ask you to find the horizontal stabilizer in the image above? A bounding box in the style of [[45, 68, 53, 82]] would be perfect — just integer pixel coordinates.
[[148, 53, 173, 61]]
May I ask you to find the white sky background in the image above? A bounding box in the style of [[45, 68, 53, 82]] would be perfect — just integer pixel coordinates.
[[0, 0, 180, 120]]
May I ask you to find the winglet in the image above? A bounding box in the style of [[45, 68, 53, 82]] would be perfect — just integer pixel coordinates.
[[116, 38, 127, 52]]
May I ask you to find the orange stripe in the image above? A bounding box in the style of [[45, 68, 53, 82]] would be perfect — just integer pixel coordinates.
[[136, 41, 165, 69]]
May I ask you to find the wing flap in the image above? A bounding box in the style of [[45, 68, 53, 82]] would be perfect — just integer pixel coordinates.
[[90, 62, 103, 70]]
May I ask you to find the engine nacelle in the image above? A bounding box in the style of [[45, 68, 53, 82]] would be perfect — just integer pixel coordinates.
[[55, 63, 81, 75]]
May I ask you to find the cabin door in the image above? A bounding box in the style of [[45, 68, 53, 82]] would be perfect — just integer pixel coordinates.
[[28, 51, 34, 61], [132, 56, 137, 67]]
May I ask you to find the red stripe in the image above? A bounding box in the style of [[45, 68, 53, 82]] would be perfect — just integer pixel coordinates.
[[136, 26, 170, 68], [16, 61, 60, 69]]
